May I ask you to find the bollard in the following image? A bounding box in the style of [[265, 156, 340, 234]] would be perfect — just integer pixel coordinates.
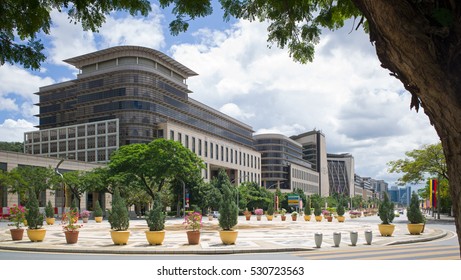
[[350, 231, 358, 246], [314, 232, 323, 248], [365, 230, 373, 245], [333, 232, 341, 247]]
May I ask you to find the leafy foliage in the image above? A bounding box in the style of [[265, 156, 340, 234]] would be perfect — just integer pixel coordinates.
[[336, 200, 345, 216], [0, 141, 24, 152], [378, 192, 395, 225], [108, 188, 129, 231], [304, 196, 312, 215], [0, 0, 151, 70], [146, 196, 166, 231], [25, 190, 44, 229], [407, 192, 424, 224], [313, 199, 322, 216]]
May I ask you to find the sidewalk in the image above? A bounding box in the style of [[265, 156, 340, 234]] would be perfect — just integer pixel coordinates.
[[0, 214, 448, 255]]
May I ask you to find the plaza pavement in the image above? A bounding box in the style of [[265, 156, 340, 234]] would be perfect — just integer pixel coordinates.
[[0, 213, 449, 255]]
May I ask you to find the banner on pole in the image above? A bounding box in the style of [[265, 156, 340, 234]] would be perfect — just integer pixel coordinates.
[[432, 179, 437, 208]]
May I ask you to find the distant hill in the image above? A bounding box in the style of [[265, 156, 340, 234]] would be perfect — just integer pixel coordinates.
[[0, 142, 24, 153]]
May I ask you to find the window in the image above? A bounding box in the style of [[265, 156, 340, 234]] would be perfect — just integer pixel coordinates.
[[170, 130, 174, 140], [221, 146, 224, 161], [198, 139, 202, 156], [178, 133, 182, 144], [204, 141, 208, 157], [192, 137, 196, 153], [226, 147, 229, 162], [210, 142, 213, 158], [185, 135, 189, 149], [215, 144, 219, 160]]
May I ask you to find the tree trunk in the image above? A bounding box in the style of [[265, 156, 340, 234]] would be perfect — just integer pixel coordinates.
[[352, 0, 461, 256]]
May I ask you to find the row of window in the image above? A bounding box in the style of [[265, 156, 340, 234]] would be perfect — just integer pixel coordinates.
[[40, 149, 117, 162], [292, 168, 319, 183], [169, 129, 260, 170], [292, 182, 319, 194]]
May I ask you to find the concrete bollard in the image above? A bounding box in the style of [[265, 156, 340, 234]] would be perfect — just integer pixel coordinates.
[[333, 232, 341, 247], [350, 231, 358, 246], [365, 230, 373, 245], [314, 232, 323, 248]]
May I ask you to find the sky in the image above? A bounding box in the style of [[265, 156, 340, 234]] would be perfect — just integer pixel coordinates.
[[0, 2, 440, 186]]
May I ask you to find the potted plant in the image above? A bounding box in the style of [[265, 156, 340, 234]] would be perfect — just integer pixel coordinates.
[[304, 199, 312, 221], [378, 192, 395, 236], [61, 208, 82, 244], [280, 208, 287, 221], [25, 190, 46, 242], [7, 204, 26, 240], [108, 188, 130, 245], [184, 211, 202, 245], [314, 200, 322, 222], [218, 183, 239, 244], [407, 192, 425, 235], [255, 208, 263, 221], [145, 195, 166, 245], [94, 200, 103, 223], [80, 210, 90, 223], [337, 202, 346, 222], [291, 211, 298, 221], [243, 208, 252, 221], [44, 201, 55, 225], [266, 203, 274, 221], [323, 210, 333, 222]]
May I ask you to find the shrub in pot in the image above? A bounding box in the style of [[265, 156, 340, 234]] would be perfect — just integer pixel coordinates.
[[45, 200, 55, 225], [378, 192, 395, 236], [25, 190, 46, 242], [145, 195, 166, 245], [108, 188, 130, 245], [407, 192, 425, 235], [304, 198, 312, 221], [313, 200, 322, 222], [94, 200, 103, 222], [337, 202, 346, 222], [266, 202, 274, 221], [218, 183, 239, 244]]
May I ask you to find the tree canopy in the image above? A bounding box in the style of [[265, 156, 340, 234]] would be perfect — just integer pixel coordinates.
[[388, 143, 448, 185], [1, 0, 151, 70]]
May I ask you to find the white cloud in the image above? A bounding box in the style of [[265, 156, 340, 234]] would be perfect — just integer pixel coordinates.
[[0, 97, 19, 111], [0, 119, 35, 142], [0, 64, 54, 103], [171, 19, 440, 185], [219, 103, 255, 120]]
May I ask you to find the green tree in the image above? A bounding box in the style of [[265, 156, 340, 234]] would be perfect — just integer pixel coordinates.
[[0, 142, 23, 152], [379, 192, 395, 225], [156, 0, 461, 256], [108, 188, 129, 231], [0, 0, 151, 70], [25, 189, 43, 229], [8, 166, 58, 206], [218, 178, 239, 231], [109, 139, 205, 202], [388, 143, 447, 184], [146, 195, 165, 232]]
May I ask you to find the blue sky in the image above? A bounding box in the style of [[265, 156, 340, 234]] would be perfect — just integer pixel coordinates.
[[0, 2, 439, 185]]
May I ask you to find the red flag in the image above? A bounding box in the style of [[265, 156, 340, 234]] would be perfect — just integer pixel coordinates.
[[432, 179, 437, 208]]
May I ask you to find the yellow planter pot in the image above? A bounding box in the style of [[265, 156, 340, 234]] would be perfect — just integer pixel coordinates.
[[266, 215, 273, 221], [95, 216, 103, 223], [46, 218, 55, 225], [27, 228, 46, 242], [407, 223, 424, 235], [304, 215, 311, 222], [219, 230, 238, 245], [337, 216, 346, 223], [378, 224, 395, 236], [145, 230, 165, 245], [315, 215, 322, 222], [110, 230, 130, 245]]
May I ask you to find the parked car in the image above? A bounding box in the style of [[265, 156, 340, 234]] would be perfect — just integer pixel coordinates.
[[213, 211, 220, 218]]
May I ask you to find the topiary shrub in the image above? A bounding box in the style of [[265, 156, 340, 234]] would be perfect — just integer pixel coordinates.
[[313, 200, 322, 216], [267, 201, 274, 215], [379, 192, 395, 225], [25, 190, 44, 229], [94, 200, 103, 217], [305, 197, 312, 215], [407, 192, 424, 224], [218, 183, 238, 231], [45, 200, 54, 218], [337, 200, 345, 216], [108, 188, 129, 231], [146, 195, 165, 231]]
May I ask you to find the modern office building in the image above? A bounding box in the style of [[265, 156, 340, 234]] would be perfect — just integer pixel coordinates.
[[24, 46, 260, 184], [290, 130, 330, 197], [327, 153, 355, 197], [388, 186, 412, 206], [254, 134, 319, 194]]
